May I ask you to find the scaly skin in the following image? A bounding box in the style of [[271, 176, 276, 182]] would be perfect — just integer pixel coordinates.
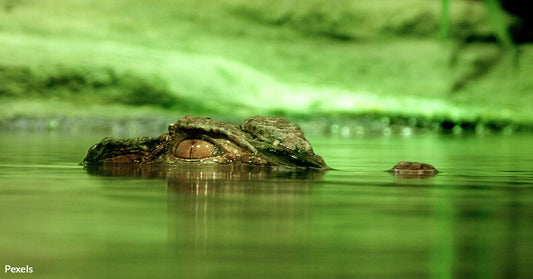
[[388, 161, 438, 176], [83, 115, 438, 175], [83, 115, 329, 169]]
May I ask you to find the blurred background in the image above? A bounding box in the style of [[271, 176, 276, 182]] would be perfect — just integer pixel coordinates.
[[1, 0, 532, 135], [3, 2, 533, 278]]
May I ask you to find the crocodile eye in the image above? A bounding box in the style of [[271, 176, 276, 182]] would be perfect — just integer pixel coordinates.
[[175, 139, 221, 159]]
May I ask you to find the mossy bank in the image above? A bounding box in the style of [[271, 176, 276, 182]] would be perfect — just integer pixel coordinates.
[[1, 0, 532, 135]]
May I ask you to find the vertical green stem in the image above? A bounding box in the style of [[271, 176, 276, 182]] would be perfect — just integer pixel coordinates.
[[440, 0, 451, 41], [484, 0, 515, 50]]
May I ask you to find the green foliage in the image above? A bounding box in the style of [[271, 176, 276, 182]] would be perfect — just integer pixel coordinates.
[[0, 66, 34, 97], [441, 0, 516, 49], [232, 0, 443, 40], [0, 0, 532, 128], [484, 0, 515, 49], [440, 0, 450, 40], [0, 64, 199, 109]]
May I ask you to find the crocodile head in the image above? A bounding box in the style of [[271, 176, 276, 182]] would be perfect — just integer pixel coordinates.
[[83, 115, 329, 169]]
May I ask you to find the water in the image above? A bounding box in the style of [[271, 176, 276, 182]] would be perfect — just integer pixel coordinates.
[[1, 132, 533, 278]]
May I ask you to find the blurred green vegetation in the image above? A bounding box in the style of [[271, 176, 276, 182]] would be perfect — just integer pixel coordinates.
[[0, 64, 214, 111], [0, 0, 532, 132]]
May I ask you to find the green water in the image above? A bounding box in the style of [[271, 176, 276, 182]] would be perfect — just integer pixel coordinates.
[[1, 133, 533, 278]]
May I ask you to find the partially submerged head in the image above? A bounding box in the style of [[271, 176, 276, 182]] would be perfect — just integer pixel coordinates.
[[83, 115, 329, 169]]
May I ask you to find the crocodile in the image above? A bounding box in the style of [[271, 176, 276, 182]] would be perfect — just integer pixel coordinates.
[[83, 115, 438, 175], [83, 115, 329, 169]]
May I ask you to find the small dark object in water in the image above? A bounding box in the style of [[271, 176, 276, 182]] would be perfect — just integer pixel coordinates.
[[388, 161, 438, 176]]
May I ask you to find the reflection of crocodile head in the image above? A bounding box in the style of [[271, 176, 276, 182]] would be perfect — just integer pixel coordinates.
[[86, 163, 325, 195], [83, 115, 329, 169]]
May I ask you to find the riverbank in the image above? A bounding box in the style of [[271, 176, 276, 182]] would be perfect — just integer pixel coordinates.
[[1, 99, 530, 136], [1, 0, 532, 134]]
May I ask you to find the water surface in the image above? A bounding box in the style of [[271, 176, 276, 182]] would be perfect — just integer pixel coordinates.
[[1, 133, 533, 278]]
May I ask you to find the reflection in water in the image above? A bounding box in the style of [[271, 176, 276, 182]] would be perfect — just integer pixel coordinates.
[[85, 164, 324, 195], [166, 166, 323, 195], [81, 162, 533, 278], [429, 186, 533, 279], [4, 133, 533, 278], [86, 164, 325, 266]]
